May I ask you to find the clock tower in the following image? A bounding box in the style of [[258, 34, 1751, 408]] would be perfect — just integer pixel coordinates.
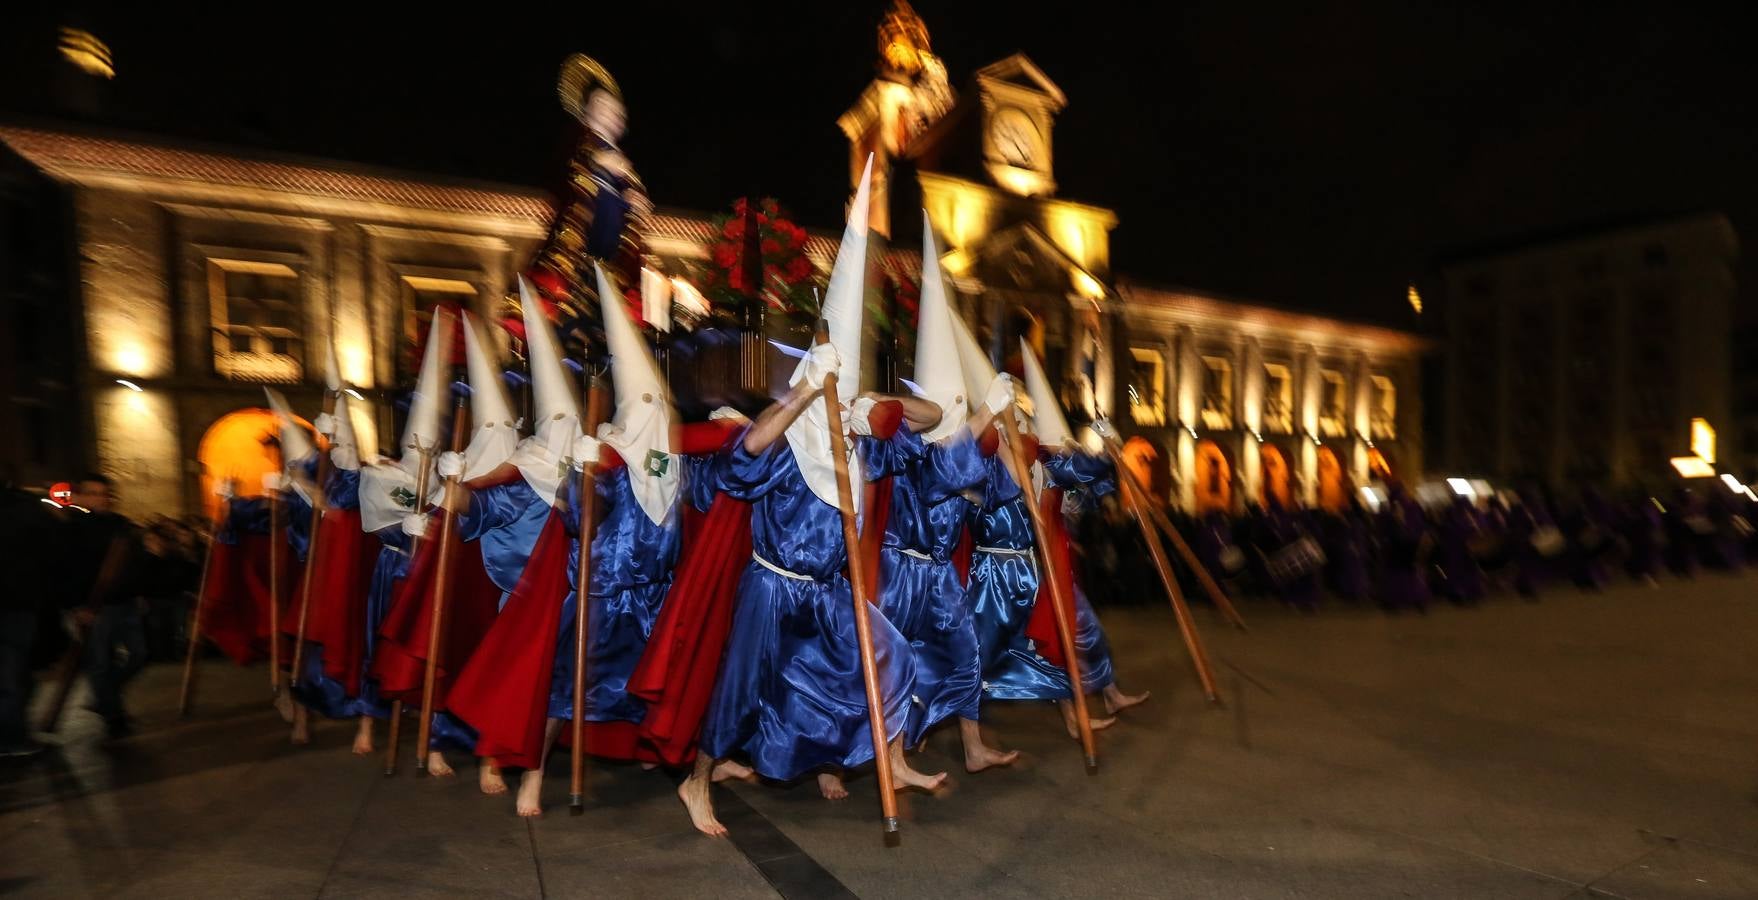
[[842, 19, 1119, 424]]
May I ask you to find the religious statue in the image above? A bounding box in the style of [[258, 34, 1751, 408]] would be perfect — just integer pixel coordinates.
[[528, 55, 651, 319]]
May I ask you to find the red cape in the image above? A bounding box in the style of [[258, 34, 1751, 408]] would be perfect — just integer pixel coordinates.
[[202, 529, 302, 666], [444, 509, 571, 768], [1025, 486, 1077, 669], [277, 507, 379, 691], [371, 520, 502, 705], [626, 491, 752, 767]]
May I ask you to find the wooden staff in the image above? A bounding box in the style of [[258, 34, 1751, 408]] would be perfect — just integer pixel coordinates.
[[815, 326, 901, 835], [996, 409, 1099, 771], [176, 490, 231, 718], [569, 375, 609, 815], [385, 442, 437, 777], [267, 486, 282, 695], [288, 390, 338, 689], [415, 397, 471, 774], [1103, 437, 1247, 631], [1102, 438, 1221, 703]]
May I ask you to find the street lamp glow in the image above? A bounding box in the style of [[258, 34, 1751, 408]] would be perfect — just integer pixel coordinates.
[[1446, 477, 1473, 497]]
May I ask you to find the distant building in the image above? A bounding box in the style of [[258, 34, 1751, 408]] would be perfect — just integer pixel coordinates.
[[1434, 213, 1739, 488], [0, 3, 1429, 518]]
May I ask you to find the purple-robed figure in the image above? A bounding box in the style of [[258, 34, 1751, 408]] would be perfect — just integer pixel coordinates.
[[1435, 498, 1487, 604], [1617, 496, 1663, 583], [1507, 489, 1559, 599], [1375, 488, 1430, 612], [1255, 499, 1321, 611], [1322, 507, 1372, 602], [1564, 489, 1614, 591]]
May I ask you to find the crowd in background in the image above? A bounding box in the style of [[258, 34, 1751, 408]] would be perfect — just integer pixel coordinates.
[[0, 471, 206, 755], [1077, 483, 1758, 614]]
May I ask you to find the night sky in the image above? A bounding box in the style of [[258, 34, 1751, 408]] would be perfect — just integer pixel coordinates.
[[4, 2, 1753, 325]]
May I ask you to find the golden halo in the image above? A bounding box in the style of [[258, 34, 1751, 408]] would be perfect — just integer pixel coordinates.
[[558, 54, 622, 125]]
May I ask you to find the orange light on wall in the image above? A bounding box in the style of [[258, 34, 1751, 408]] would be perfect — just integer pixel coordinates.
[[195, 407, 320, 518], [1690, 418, 1715, 464], [1670, 456, 1714, 478]]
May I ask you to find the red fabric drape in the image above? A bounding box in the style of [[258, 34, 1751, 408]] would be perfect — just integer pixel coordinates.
[[444, 510, 572, 768], [626, 492, 752, 767], [1025, 487, 1076, 669], [277, 508, 378, 689], [371, 522, 502, 705], [202, 532, 301, 666]]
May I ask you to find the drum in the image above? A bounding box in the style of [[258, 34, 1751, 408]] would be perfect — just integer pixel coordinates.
[[1267, 537, 1325, 585]]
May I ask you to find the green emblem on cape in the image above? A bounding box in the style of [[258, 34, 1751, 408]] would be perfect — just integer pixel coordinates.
[[390, 486, 417, 510], [645, 450, 670, 477]]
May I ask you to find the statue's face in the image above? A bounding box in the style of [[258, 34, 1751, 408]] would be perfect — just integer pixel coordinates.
[[584, 89, 626, 142]]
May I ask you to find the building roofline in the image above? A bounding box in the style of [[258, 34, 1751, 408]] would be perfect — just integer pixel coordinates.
[[1432, 210, 1732, 269], [1117, 277, 1431, 352]]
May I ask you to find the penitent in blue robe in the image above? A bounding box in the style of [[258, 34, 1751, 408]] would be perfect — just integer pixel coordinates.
[[284, 465, 392, 720], [966, 451, 1117, 701], [873, 428, 987, 746], [546, 461, 705, 724], [700, 434, 917, 780]]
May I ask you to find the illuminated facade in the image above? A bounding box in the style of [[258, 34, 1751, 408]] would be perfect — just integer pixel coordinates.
[[1, 5, 1429, 517], [1435, 213, 1737, 487], [840, 4, 1426, 510], [0, 125, 549, 517]]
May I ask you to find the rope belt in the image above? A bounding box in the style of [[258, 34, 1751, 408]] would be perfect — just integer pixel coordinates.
[[974, 544, 1032, 556], [898, 547, 933, 561], [752, 552, 815, 581]]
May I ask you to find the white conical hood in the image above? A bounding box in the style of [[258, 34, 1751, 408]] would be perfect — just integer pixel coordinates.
[[400, 308, 453, 473], [264, 388, 316, 467], [324, 336, 344, 394], [914, 211, 966, 443], [949, 309, 996, 415], [328, 391, 363, 472], [460, 312, 519, 481], [509, 274, 582, 504], [1020, 339, 1074, 450], [785, 155, 873, 510], [596, 264, 677, 524], [639, 266, 672, 333]]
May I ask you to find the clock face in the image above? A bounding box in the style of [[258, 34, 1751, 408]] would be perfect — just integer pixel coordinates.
[[990, 107, 1042, 169]]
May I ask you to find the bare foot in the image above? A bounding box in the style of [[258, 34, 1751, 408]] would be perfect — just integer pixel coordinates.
[[479, 760, 508, 795], [963, 742, 1020, 773], [677, 772, 727, 837], [640, 761, 659, 771], [274, 690, 295, 723], [1061, 710, 1117, 740], [891, 753, 948, 792], [290, 707, 311, 745], [426, 750, 455, 778], [711, 759, 754, 783], [351, 718, 375, 755], [516, 769, 544, 817], [817, 772, 849, 800], [1103, 686, 1151, 715]]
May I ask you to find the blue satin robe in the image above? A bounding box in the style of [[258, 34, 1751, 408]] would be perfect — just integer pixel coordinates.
[[700, 434, 917, 780], [874, 429, 987, 745], [282, 466, 393, 720], [546, 462, 701, 724], [966, 452, 1117, 701]]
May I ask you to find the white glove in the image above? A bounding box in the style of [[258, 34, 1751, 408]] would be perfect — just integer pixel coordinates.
[[216, 479, 236, 500], [1093, 417, 1118, 441], [436, 451, 465, 480], [261, 472, 284, 493], [802, 343, 841, 390], [331, 443, 360, 471], [574, 434, 603, 467], [402, 513, 429, 538], [312, 412, 337, 438], [847, 396, 878, 436], [983, 373, 1017, 415], [709, 406, 749, 424]]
